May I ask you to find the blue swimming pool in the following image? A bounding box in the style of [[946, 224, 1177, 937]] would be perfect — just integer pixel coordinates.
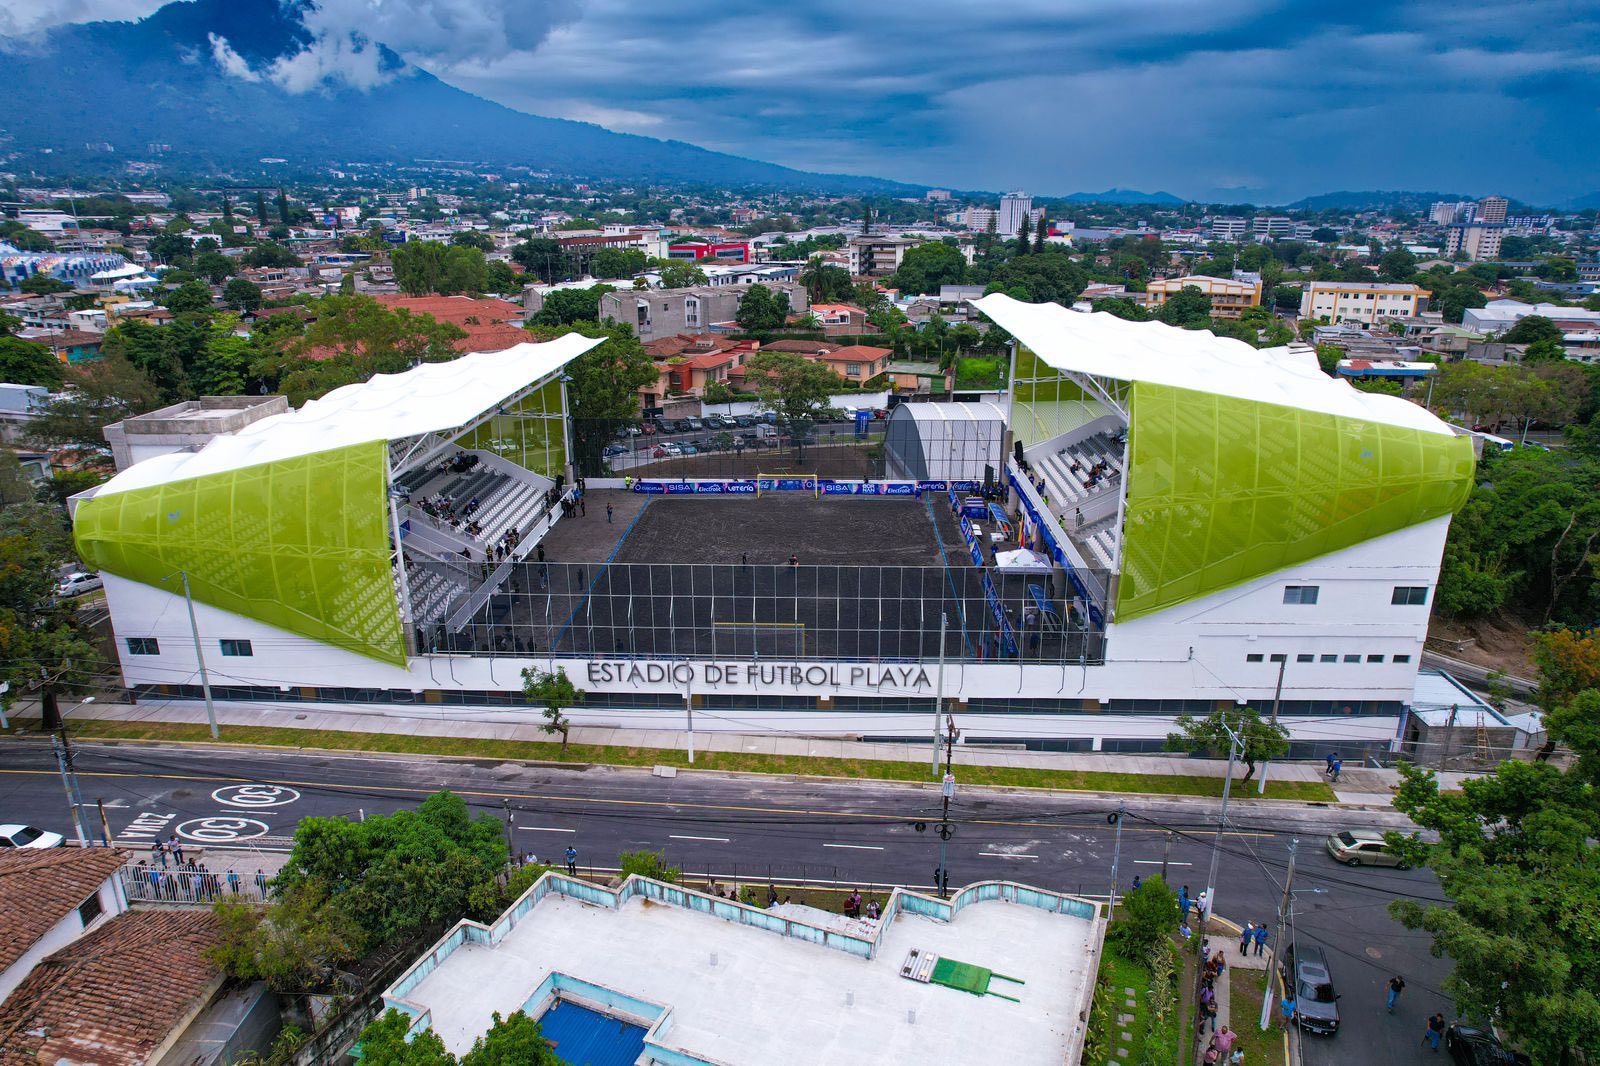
[[536, 1000, 648, 1066]]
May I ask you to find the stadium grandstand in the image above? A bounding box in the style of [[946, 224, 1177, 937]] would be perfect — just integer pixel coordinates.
[[72, 302, 1478, 757]]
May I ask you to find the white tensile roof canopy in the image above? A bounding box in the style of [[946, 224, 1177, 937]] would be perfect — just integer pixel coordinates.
[[98, 333, 603, 495], [974, 293, 1453, 434]]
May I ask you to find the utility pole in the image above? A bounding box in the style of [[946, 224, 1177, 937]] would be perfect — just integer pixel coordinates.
[[1259, 839, 1298, 1031], [1261, 657, 1285, 794], [1160, 830, 1174, 882], [32, 667, 95, 846], [1107, 801, 1126, 920], [936, 715, 958, 899], [932, 611, 947, 775], [1201, 720, 1242, 927], [177, 571, 220, 739]]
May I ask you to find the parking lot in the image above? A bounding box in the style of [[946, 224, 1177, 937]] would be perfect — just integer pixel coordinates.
[[603, 412, 890, 478]]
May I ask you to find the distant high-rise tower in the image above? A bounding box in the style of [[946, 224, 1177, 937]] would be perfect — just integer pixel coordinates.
[[999, 192, 1033, 238], [1476, 196, 1508, 225]]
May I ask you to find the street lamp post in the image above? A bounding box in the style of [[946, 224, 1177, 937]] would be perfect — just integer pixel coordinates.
[[1200, 719, 1243, 927]]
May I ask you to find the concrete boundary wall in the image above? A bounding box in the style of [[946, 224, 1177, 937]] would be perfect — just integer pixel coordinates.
[[382, 870, 1104, 1060]]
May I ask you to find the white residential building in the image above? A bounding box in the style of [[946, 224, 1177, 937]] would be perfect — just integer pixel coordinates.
[[1299, 281, 1432, 324]]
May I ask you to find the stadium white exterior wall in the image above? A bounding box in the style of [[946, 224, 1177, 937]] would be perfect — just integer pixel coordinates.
[[100, 513, 1444, 746]]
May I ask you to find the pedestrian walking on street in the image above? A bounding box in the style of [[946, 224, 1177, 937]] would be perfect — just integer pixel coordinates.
[[606, 503, 613, 524], [1331, 756, 1342, 783], [1325, 751, 1337, 775], [152, 841, 167, 868], [170, 835, 184, 865], [1253, 923, 1268, 956], [1279, 992, 1297, 1031], [1387, 975, 1406, 1012], [1196, 889, 1209, 922], [1179, 885, 1190, 922], [1240, 922, 1253, 953], [1424, 1012, 1445, 1051], [565, 846, 578, 876], [537, 544, 545, 563]]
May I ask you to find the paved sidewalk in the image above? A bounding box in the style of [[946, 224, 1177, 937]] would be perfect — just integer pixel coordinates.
[[7, 694, 1489, 803]]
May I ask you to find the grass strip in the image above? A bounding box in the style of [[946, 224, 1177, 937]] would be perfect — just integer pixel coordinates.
[[19, 718, 1336, 801], [1229, 967, 1289, 1066]]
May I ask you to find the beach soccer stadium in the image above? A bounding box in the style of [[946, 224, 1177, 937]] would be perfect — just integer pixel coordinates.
[[72, 294, 1478, 755]]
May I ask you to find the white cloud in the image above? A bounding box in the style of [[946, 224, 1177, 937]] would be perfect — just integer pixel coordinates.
[[0, 0, 163, 38], [263, 0, 585, 92], [207, 33, 259, 82]]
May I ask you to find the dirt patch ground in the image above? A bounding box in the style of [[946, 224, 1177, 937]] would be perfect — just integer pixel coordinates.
[[1428, 611, 1538, 678]]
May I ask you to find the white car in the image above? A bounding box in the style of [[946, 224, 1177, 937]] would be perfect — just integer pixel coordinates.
[[0, 824, 66, 849], [55, 572, 103, 597]]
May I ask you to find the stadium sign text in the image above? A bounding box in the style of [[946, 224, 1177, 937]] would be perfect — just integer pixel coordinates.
[[586, 661, 933, 692]]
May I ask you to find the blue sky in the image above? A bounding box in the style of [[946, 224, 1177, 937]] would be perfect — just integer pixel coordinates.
[[10, 0, 1600, 203]]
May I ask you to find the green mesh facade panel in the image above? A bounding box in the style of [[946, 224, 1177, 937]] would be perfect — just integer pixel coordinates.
[[453, 377, 567, 477], [1117, 382, 1475, 621], [1011, 345, 1108, 446], [73, 441, 407, 665]]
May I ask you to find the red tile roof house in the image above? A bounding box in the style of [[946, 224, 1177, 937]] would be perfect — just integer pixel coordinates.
[[0, 908, 227, 1066], [819, 344, 893, 383], [0, 848, 131, 1004]]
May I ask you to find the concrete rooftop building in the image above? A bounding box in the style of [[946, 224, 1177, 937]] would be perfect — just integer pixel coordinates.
[[383, 873, 1104, 1066]]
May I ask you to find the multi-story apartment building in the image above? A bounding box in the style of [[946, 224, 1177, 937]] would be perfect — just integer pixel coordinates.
[[999, 193, 1034, 238], [1252, 217, 1293, 238], [846, 234, 921, 277], [953, 205, 1045, 233], [1445, 224, 1503, 261], [1210, 217, 1249, 241], [1300, 281, 1432, 324], [1429, 201, 1476, 225], [1145, 274, 1262, 319], [599, 283, 809, 342], [1476, 196, 1508, 225]]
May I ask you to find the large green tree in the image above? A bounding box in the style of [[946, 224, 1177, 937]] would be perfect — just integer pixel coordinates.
[[656, 262, 708, 290], [1154, 285, 1213, 329], [734, 285, 791, 332], [888, 242, 968, 296], [1390, 734, 1600, 1064], [392, 241, 488, 296], [211, 791, 509, 990], [742, 351, 846, 428], [354, 1009, 561, 1066], [0, 500, 99, 731], [799, 261, 855, 304], [223, 278, 263, 312], [0, 336, 62, 388], [1166, 707, 1289, 781], [524, 321, 657, 477], [532, 286, 610, 327], [22, 353, 162, 459]]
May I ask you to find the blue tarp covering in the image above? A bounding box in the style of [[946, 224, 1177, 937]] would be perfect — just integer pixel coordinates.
[[537, 1001, 647, 1066]]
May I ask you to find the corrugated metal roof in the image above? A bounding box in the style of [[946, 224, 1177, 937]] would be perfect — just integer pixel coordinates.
[[537, 1000, 647, 1066]]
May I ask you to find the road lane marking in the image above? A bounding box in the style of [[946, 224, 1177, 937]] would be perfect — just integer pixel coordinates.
[[980, 851, 1038, 859], [0, 768, 1278, 837], [520, 826, 575, 833], [669, 835, 731, 843], [823, 843, 884, 851], [1134, 859, 1193, 866]]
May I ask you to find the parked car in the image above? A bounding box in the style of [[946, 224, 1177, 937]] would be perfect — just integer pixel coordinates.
[[1281, 943, 1340, 1035], [656, 419, 679, 434], [55, 572, 103, 597], [1325, 829, 1407, 868], [679, 443, 699, 455], [621, 425, 642, 437], [681, 416, 703, 431], [639, 422, 658, 436], [603, 444, 628, 457], [733, 415, 755, 428], [1446, 1023, 1528, 1065], [0, 823, 65, 849]]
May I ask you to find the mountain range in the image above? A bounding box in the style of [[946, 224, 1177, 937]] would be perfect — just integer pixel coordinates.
[[0, 0, 920, 195], [1057, 189, 1186, 206]]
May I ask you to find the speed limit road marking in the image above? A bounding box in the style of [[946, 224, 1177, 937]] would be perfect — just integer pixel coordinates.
[[212, 785, 301, 809]]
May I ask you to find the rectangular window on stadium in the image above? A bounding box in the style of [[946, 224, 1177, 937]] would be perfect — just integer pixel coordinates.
[[1269, 653, 1287, 663], [1367, 654, 1385, 663], [1393, 654, 1412, 663], [1320, 654, 1338, 663], [1246, 653, 1264, 663], [1343, 653, 1361, 663], [126, 637, 159, 655], [219, 639, 253, 657], [1391, 586, 1428, 606], [1283, 585, 1319, 605], [1297, 653, 1315, 663]]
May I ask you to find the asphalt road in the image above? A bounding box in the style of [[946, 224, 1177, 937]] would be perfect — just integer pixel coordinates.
[[0, 740, 1454, 1065]]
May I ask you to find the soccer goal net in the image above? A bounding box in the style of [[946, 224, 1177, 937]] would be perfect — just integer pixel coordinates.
[[755, 474, 821, 498]]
